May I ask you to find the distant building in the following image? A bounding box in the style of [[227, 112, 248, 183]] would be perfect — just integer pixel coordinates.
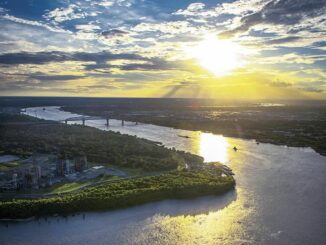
[[12, 173, 18, 189], [56, 158, 76, 176], [21, 165, 42, 189], [56, 160, 65, 176], [0, 153, 92, 190], [74, 155, 88, 172]]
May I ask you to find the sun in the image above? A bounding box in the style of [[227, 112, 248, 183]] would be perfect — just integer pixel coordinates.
[[187, 34, 243, 76]]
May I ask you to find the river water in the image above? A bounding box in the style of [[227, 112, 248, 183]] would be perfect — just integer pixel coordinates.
[[1, 106, 325, 245]]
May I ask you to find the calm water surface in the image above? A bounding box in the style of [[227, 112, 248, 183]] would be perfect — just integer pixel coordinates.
[[1, 106, 325, 245]]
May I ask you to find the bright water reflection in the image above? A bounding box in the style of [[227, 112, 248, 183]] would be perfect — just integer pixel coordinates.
[[199, 133, 229, 163], [130, 188, 253, 245]]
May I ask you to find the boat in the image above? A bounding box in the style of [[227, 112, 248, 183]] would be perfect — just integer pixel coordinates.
[[178, 135, 190, 139]]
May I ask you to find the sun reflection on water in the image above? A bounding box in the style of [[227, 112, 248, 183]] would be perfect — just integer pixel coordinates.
[[199, 133, 229, 163], [136, 188, 254, 245]]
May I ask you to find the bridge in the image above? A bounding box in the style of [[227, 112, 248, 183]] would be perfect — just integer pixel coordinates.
[[62, 116, 138, 126]]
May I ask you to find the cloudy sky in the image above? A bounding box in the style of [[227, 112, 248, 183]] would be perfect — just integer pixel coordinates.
[[0, 0, 325, 99]]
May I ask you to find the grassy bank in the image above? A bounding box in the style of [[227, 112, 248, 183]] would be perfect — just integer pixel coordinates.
[[0, 170, 235, 219]]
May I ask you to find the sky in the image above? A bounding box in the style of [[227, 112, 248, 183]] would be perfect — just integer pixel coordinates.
[[0, 0, 325, 100]]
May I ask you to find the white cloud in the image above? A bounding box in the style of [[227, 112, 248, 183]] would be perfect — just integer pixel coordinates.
[[45, 4, 85, 22], [98, 1, 114, 7], [0, 14, 66, 33], [75, 24, 101, 32]]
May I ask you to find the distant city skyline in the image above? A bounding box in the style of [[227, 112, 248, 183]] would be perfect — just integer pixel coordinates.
[[0, 0, 325, 100]]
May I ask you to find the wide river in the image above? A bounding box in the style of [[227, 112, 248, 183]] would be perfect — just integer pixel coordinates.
[[1, 106, 325, 245]]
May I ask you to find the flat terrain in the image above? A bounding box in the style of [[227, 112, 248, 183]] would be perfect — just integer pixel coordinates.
[[0, 113, 234, 218], [0, 171, 235, 219], [59, 99, 326, 155]]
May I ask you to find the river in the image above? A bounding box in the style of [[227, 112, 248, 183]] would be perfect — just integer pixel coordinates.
[[1, 106, 325, 245]]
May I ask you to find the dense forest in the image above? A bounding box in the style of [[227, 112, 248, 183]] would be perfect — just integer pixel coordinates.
[[0, 170, 235, 219], [0, 114, 203, 171]]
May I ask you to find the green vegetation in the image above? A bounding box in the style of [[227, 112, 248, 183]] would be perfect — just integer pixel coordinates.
[[48, 182, 90, 194], [0, 114, 203, 171], [0, 161, 22, 172], [0, 170, 235, 219], [0, 113, 235, 218], [0, 165, 10, 172], [63, 104, 326, 155]]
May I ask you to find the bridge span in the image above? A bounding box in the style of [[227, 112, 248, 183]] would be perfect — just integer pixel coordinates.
[[62, 116, 137, 126]]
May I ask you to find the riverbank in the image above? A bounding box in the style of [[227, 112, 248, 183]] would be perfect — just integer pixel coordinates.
[[0, 113, 235, 219], [61, 106, 326, 156], [0, 170, 235, 219], [123, 119, 326, 156]]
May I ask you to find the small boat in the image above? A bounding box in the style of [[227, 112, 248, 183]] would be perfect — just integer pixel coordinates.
[[178, 135, 190, 139], [233, 146, 238, 151]]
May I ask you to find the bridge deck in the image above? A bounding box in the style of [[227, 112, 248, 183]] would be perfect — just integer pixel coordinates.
[[63, 116, 104, 121]]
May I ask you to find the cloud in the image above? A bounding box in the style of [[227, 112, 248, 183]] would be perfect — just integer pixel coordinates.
[[44, 4, 85, 23], [268, 79, 325, 94], [220, 0, 326, 37], [0, 50, 190, 73], [120, 58, 180, 71], [300, 87, 324, 93], [265, 36, 302, 45], [269, 81, 292, 87], [97, 1, 114, 8], [101, 29, 129, 38], [29, 74, 85, 81], [0, 0, 325, 98], [163, 81, 201, 98], [0, 51, 146, 65], [174, 3, 206, 16], [75, 24, 101, 32], [0, 14, 65, 33]]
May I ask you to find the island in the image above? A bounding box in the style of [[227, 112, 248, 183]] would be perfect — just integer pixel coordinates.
[[0, 114, 235, 219]]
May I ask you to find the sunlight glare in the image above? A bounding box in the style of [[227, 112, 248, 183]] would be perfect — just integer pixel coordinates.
[[199, 133, 229, 163], [188, 34, 243, 76]]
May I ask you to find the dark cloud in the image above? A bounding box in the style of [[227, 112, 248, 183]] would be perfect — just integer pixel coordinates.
[[101, 29, 128, 38], [300, 87, 324, 93], [265, 36, 301, 45], [0, 80, 35, 91], [0, 75, 118, 93], [270, 81, 292, 87], [163, 81, 200, 98], [0, 71, 83, 80], [120, 59, 175, 71], [0, 50, 189, 73], [85, 57, 188, 72], [0, 51, 146, 65], [269, 80, 325, 94], [220, 0, 326, 37], [83, 63, 111, 71], [30, 73, 84, 81]]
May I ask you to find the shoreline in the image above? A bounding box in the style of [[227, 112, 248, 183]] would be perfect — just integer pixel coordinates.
[[59, 106, 325, 157], [0, 171, 235, 220]]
